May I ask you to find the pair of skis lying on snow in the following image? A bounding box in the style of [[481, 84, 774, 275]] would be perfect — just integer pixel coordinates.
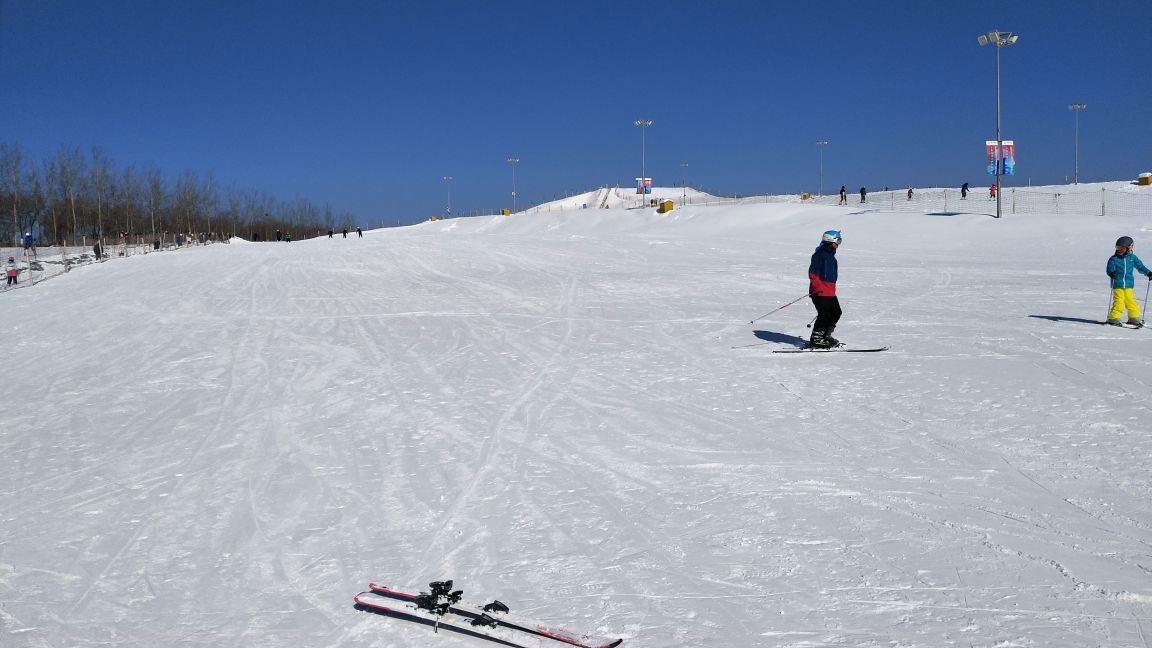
[[354, 580, 622, 648]]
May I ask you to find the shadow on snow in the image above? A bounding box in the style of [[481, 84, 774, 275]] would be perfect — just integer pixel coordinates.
[[1028, 315, 1103, 326], [753, 330, 807, 347]]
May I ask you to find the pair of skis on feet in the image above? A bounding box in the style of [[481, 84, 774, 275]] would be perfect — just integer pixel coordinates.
[[354, 580, 622, 648], [774, 343, 889, 353]]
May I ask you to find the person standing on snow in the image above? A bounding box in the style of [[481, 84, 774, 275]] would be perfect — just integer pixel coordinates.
[[961, 182, 969, 199], [1106, 236, 1152, 327], [808, 230, 843, 348], [859, 187, 867, 203], [5, 256, 18, 286], [838, 186, 847, 205]]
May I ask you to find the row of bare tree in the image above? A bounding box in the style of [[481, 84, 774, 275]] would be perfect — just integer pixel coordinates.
[[0, 141, 358, 246]]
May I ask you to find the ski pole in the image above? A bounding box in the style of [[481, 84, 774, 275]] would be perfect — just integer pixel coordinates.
[[749, 294, 810, 324], [1144, 277, 1151, 322], [805, 314, 818, 329]]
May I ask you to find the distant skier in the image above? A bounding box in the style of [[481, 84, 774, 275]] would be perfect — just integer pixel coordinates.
[[989, 184, 997, 199], [5, 256, 17, 286], [807, 230, 843, 348], [93, 241, 103, 260], [859, 187, 867, 203], [328, 229, 334, 239], [357, 227, 363, 238], [907, 188, 913, 201], [1106, 236, 1152, 327], [342, 228, 348, 238], [961, 182, 969, 199], [838, 186, 847, 205]]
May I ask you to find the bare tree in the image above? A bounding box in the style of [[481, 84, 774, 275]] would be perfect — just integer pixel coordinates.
[[144, 165, 164, 246], [0, 142, 25, 245], [90, 146, 113, 243], [201, 172, 218, 240], [42, 156, 63, 245], [25, 165, 46, 248], [225, 183, 241, 239], [173, 170, 199, 240], [118, 165, 144, 246], [56, 146, 86, 244]]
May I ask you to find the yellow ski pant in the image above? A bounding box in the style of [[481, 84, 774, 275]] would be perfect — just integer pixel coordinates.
[[1109, 288, 1141, 320]]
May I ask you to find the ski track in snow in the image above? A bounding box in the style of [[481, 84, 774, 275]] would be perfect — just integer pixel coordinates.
[[2, 200, 1152, 647]]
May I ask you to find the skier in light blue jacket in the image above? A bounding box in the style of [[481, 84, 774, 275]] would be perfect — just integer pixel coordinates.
[[1106, 235, 1152, 327]]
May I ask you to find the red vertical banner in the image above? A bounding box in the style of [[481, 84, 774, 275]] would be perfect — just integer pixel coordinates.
[[1001, 141, 1015, 176]]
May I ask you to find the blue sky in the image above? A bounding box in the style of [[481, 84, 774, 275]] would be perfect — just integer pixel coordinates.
[[2, 0, 1149, 225]]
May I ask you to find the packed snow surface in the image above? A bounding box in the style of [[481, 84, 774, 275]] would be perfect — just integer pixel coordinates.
[[3, 192, 1152, 647]]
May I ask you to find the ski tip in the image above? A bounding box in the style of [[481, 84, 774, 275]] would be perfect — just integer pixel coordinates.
[[353, 592, 375, 605]]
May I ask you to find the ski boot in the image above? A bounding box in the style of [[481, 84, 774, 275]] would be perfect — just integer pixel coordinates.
[[427, 580, 463, 604], [824, 326, 842, 348], [1105, 318, 1123, 327], [1128, 318, 1144, 329], [414, 593, 442, 614], [807, 328, 832, 349]]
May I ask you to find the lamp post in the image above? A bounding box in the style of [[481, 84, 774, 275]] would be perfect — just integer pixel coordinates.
[[679, 162, 688, 204], [506, 158, 519, 213], [977, 30, 1018, 219], [443, 176, 453, 217], [634, 119, 653, 201], [1068, 103, 1086, 184], [815, 140, 828, 196]]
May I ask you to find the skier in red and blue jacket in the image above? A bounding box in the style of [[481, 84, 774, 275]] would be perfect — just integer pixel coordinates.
[[808, 230, 842, 348]]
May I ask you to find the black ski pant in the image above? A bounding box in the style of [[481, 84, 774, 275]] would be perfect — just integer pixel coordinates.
[[812, 295, 841, 331]]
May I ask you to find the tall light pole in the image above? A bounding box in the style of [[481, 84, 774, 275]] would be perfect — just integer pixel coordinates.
[[1068, 103, 1086, 184], [679, 162, 688, 204], [506, 158, 519, 213], [634, 119, 653, 201], [443, 176, 453, 217], [978, 29, 1018, 219], [815, 140, 829, 196]]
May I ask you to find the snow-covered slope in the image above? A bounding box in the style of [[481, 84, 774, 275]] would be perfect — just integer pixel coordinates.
[[2, 195, 1152, 647]]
